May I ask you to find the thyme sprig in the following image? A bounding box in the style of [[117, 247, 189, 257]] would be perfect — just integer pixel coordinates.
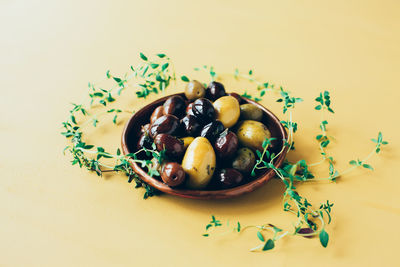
[[62, 53, 176, 198], [203, 69, 388, 251]]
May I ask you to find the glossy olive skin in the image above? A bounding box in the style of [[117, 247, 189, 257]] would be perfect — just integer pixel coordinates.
[[137, 133, 153, 151], [181, 136, 194, 149], [150, 106, 165, 124], [214, 168, 244, 189], [185, 80, 205, 100], [228, 92, 243, 104], [163, 95, 186, 118], [181, 115, 202, 136], [150, 115, 180, 138], [182, 137, 216, 189], [140, 123, 151, 134], [214, 131, 238, 158], [236, 120, 271, 152], [161, 162, 186, 187], [232, 148, 256, 174], [192, 98, 216, 122], [213, 95, 240, 128], [154, 134, 185, 159], [205, 81, 226, 101], [200, 121, 224, 142], [186, 102, 194, 116], [240, 104, 263, 121]]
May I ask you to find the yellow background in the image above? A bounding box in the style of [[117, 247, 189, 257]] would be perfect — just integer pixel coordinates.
[[1, 0, 400, 266]]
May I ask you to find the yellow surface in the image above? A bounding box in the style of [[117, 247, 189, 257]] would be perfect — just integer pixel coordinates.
[[1, 0, 400, 266]]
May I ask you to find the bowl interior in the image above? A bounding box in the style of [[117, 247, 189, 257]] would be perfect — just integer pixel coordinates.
[[121, 93, 287, 199]]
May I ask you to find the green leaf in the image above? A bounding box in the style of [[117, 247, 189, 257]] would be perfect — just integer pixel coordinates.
[[319, 229, 329, 248], [349, 160, 357, 165], [362, 164, 374, 170], [181, 75, 189, 82], [315, 105, 322, 110], [161, 63, 169, 71], [257, 231, 265, 242], [157, 53, 166, 58], [262, 239, 275, 251], [150, 63, 159, 69], [139, 52, 148, 61]]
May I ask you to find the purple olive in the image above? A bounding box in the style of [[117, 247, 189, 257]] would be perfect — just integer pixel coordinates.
[[205, 81, 226, 101], [214, 168, 243, 189], [181, 115, 202, 136], [161, 162, 186, 187], [137, 133, 153, 151], [150, 106, 165, 124], [192, 98, 216, 122], [154, 134, 185, 159], [150, 115, 180, 138], [200, 121, 224, 142], [214, 131, 238, 158], [163, 95, 186, 118]]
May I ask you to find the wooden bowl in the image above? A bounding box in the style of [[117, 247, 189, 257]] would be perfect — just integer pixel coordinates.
[[121, 93, 288, 199]]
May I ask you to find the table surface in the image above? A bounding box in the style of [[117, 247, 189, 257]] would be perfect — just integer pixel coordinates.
[[1, 0, 400, 266]]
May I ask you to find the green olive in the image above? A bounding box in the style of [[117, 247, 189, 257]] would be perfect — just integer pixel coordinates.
[[232, 148, 256, 174], [240, 104, 263, 121], [235, 120, 271, 152], [182, 137, 216, 189], [185, 80, 205, 100], [181, 136, 194, 150], [213, 96, 240, 128]]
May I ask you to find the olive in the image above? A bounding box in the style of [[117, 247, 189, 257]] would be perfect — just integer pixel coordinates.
[[163, 95, 186, 118], [214, 131, 238, 158], [185, 80, 206, 100], [140, 123, 150, 134], [182, 137, 216, 189], [150, 106, 165, 124], [186, 102, 194, 116], [137, 133, 153, 151], [200, 121, 224, 142], [228, 92, 243, 104], [161, 162, 186, 187], [192, 98, 216, 122], [214, 168, 244, 189], [150, 115, 180, 138], [213, 96, 240, 128], [232, 148, 256, 174], [181, 115, 202, 136], [205, 81, 226, 101], [235, 120, 271, 152], [181, 136, 194, 150], [154, 134, 185, 159], [240, 104, 263, 121]]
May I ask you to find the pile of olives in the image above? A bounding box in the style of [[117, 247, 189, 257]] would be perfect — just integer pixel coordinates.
[[136, 80, 274, 190]]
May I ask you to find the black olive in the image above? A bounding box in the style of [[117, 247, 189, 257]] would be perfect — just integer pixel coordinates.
[[154, 134, 185, 159], [192, 98, 216, 122], [161, 162, 186, 187], [214, 131, 238, 158], [163, 95, 186, 118], [181, 115, 202, 136], [200, 121, 224, 142], [150, 115, 180, 138], [205, 81, 226, 101], [214, 168, 243, 189]]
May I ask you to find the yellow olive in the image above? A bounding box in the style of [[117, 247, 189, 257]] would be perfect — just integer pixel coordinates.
[[181, 136, 195, 150], [240, 104, 263, 121], [182, 137, 216, 189], [235, 120, 271, 152], [213, 96, 240, 128], [185, 80, 205, 100]]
